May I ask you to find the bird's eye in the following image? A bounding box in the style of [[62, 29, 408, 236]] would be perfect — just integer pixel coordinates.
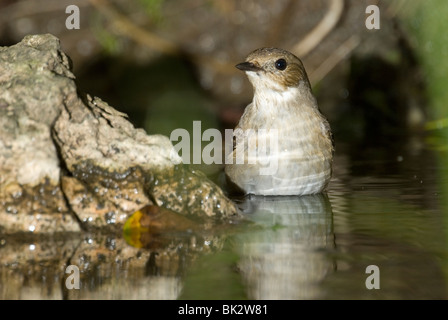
[[275, 58, 287, 71]]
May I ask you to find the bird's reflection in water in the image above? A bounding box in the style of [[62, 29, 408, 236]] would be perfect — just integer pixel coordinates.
[[234, 193, 335, 300]]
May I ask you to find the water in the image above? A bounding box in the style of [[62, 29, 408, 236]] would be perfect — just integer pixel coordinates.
[[0, 138, 447, 299], [180, 138, 447, 300]]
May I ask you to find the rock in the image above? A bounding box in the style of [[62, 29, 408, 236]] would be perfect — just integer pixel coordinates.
[[0, 34, 238, 234], [0, 34, 80, 234]]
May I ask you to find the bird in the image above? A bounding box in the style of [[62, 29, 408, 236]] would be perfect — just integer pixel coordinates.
[[225, 47, 333, 196]]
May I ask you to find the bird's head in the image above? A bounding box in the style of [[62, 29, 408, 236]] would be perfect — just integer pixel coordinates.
[[236, 47, 311, 92]]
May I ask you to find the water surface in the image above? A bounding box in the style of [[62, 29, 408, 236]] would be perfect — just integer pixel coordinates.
[[0, 138, 447, 300]]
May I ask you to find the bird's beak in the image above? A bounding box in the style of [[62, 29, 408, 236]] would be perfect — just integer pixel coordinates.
[[235, 61, 261, 72]]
